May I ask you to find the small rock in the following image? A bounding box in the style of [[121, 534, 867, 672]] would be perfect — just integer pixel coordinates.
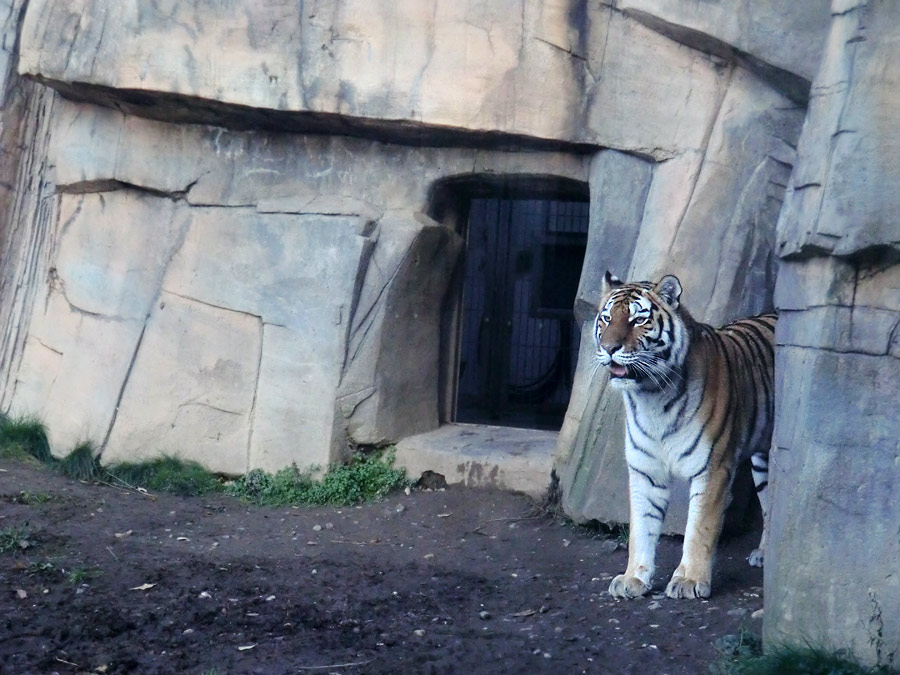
[[479, 611, 492, 620], [751, 608, 764, 620], [265, 595, 276, 602], [183, 628, 195, 635], [647, 601, 661, 610], [424, 553, 435, 560], [312, 524, 322, 532], [324, 523, 334, 530], [15, 589, 26, 600], [199, 591, 212, 599], [395, 504, 406, 514], [599, 540, 619, 554], [413, 629, 426, 637]]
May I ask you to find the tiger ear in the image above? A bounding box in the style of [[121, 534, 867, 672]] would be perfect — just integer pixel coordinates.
[[654, 275, 682, 308], [602, 271, 623, 294]]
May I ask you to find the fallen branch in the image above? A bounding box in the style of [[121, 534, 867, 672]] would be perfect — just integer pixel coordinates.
[[466, 515, 544, 535], [297, 658, 373, 671]]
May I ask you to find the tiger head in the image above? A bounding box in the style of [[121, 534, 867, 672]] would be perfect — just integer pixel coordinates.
[[593, 271, 688, 391]]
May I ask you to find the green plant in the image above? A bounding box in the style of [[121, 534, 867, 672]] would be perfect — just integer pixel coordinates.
[[16, 491, 53, 505], [66, 566, 100, 585], [56, 442, 104, 481], [0, 415, 52, 463], [0, 524, 34, 553], [27, 560, 58, 576], [107, 455, 224, 497], [712, 631, 896, 675], [227, 450, 409, 507]]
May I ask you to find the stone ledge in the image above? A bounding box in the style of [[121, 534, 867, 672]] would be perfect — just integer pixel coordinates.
[[394, 424, 556, 499]]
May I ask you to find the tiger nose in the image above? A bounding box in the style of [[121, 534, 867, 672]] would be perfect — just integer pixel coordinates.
[[602, 343, 622, 356]]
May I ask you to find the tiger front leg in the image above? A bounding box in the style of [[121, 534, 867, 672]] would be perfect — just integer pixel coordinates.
[[665, 469, 731, 599], [609, 462, 669, 599]]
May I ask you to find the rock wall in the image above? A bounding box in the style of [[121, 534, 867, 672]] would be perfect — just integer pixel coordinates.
[[765, 1, 900, 664], [1, 98, 589, 472]]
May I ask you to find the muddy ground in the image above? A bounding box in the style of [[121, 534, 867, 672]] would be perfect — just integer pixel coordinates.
[[0, 458, 763, 674]]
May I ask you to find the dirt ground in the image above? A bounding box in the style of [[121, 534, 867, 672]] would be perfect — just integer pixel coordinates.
[[0, 458, 764, 675]]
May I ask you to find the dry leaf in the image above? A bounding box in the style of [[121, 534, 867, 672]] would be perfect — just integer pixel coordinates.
[[237, 644, 256, 651], [115, 530, 133, 539], [436, 513, 451, 518], [176, 537, 190, 542], [511, 609, 536, 618], [130, 583, 156, 591]]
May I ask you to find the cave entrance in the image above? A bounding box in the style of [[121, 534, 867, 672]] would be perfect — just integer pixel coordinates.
[[430, 176, 589, 431]]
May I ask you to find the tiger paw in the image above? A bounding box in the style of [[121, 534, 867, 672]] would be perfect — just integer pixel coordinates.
[[748, 548, 764, 568], [665, 576, 711, 599], [608, 574, 651, 599]]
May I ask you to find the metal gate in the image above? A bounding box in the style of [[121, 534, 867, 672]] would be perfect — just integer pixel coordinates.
[[455, 197, 588, 430]]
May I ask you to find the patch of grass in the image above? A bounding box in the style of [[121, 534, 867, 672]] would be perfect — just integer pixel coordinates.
[[712, 631, 896, 675], [56, 442, 104, 481], [0, 523, 34, 553], [16, 491, 53, 505], [27, 560, 58, 576], [0, 415, 52, 463], [227, 450, 409, 507], [66, 565, 100, 585], [107, 455, 224, 497]]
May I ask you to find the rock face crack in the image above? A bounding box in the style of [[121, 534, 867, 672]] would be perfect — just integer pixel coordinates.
[[161, 290, 263, 322], [245, 316, 265, 472], [666, 62, 736, 256], [99, 317, 148, 456]]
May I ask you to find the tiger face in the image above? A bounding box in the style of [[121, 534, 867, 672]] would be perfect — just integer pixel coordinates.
[[593, 272, 687, 391]]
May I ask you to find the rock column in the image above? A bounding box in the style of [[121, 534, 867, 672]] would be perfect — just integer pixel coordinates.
[[765, 1, 900, 664]]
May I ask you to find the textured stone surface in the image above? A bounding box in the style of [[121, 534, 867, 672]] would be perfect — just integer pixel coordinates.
[[338, 213, 464, 446], [776, 2, 900, 259], [16, 0, 756, 160], [394, 423, 556, 498], [765, 4, 900, 662], [2, 96, 589, 472], [767, 260, 900, 664], [557, 66, 804, 532], [618, 0, 830, 89]]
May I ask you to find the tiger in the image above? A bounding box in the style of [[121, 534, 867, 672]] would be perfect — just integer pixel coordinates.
[[592, 271, 775, 600]]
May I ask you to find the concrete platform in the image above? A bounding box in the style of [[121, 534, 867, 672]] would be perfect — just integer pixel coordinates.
[[393, 423, 557, 498]]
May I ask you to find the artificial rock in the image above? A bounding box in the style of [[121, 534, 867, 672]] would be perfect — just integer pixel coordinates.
[[0, 2, 896, 662]]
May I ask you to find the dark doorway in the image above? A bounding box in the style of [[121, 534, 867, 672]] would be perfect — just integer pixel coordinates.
[[455, 197, 588, 430]]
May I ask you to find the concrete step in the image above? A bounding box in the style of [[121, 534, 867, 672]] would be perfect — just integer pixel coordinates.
[[393, 423, 557, 498]]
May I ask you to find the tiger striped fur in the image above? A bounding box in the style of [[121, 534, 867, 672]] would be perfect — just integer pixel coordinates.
[[592, 272, 775, 600]]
